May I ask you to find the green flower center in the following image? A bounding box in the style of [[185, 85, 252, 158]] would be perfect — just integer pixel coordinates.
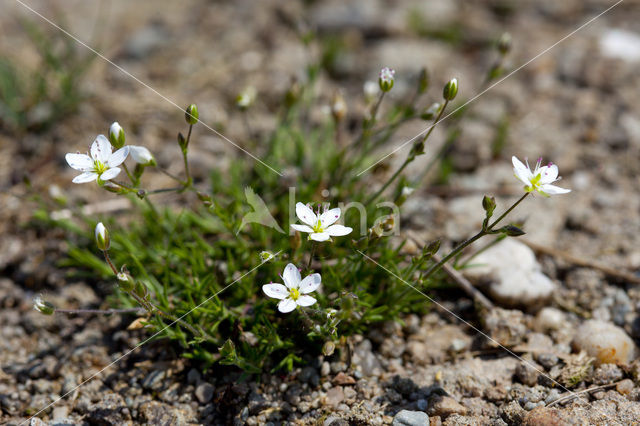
[[312, 220, 324, 234], [289, 287, 300, 301], [94, 160, 108, 175], [530, 173, 541, 188]]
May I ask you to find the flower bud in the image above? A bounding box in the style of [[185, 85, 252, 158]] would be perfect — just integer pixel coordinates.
[[117, 271, 134, 292], [378, 67, 395, 92], [109, 122, 126, 149], [482, 195, 496, 216], [236, 87, 256, 111], [33, 295, 55, 315], [500, 225, 526, 237], [185, 104, 199, 125], [442, 78, 458, 101], [95, 222, 110, 251], [417, 67, 429, 94], [497, 32, 511, 55], [129, 145, 156, 166], [178, 132, 187, 151], [331, 91, 347, 122]]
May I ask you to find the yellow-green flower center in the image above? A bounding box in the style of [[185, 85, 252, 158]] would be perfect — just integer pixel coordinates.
[[94, 160, 108, 175], [312, 220, 324, 234], [289, 287, 300, 301]]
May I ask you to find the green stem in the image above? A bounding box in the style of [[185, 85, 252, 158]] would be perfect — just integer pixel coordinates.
[[122, 163, 135, 185], [307, 241, 317, 270], [56, 307, 145, 315], [181, 124, 194, 189], [365, 100, 449, 205], [422, 192, 529, 281]]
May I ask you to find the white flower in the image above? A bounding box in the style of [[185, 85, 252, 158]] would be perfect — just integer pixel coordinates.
[[291, 202, 352, 242], [129, 145, 155, 165], [512, 156, 571, 196], [262, 263, 321, 313], [65, 135, 129, 183]]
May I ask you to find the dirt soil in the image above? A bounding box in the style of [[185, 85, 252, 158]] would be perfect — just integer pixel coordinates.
[[2, 0, 640, 425]]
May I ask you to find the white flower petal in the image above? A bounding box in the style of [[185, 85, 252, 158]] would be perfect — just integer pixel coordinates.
[[262, 283, 288, 300], [325, 225, 352, 237], [541, 184, 571, 195], [129, 145, 153, 164], [72, 172, 98, 183], [65, 153, 94, 171], [291, 224, 314, 233], [297, 295, 316, 307], [108, 146, 130, 168], [310, 232, 331, 242], [538, 164, 559, 184], [299, 273, 321, 294], [512, 156, 533, 185], [282, 263, 301, 289], [91, 135, 112, 163], [319, 208, 341, 228], [296, 202, 317, 227], [100, 167, 121, 181], [278, 298, 297, 313]]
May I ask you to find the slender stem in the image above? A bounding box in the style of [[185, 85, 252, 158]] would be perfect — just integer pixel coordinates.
[[182, 124, 194, 188], [122, 163, 135, 184], [102, 250, 118, 275], [422, 192, 529, 281], [56, 307, 145, 315], [149, 303, 211, 340], [307, 241, 317, 270], [365, 100, 449, 205], [487, 192, 529, 229]]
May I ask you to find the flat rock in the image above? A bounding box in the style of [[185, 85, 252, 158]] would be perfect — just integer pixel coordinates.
[[463, 239, 555, 309], [572, 320, 639, 365], [85, 392, 132, 426], [428, 395, 468, 419]]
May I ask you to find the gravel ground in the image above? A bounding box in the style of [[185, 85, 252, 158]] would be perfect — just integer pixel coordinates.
[[2, 0, 640, 424]]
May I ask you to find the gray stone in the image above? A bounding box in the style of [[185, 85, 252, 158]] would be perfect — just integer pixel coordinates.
[[325, 386, 344, 407], [392, 409, 429, 426], [85, 392, 132, 425], [195, 382, 214, 404]]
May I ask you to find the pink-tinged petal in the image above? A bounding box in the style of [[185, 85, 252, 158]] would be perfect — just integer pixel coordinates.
[[297, 295, 316, 307], [319, 208, 341, 228], [296, 202, 317, 227], [100, 167, 121, 181], [512, 156, 532, 185], [107, 146, 130, 168], [91, 135, 112, 163], [325, 225, 352, 237], [278, 298, 297, 313], [65, 153, 93, 171], [310, 232, 331, 242], [282, 263, 301, 289], [72, 172, 98, 183], [541, 184, 571, 195], [291, 224, 313, 233], [538, 164, 559, 184], [262, 283, 288, 299], [299, 273, 321, 294]]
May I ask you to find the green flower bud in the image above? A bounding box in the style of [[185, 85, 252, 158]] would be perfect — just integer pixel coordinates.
[[95, 222, 110, 251], [500, 225, 526, 237], [178, 132, 187, 151], [442, 78, 458, 101], [378, 67, 395, 92], [108, 122, 126, 149], [33, 295, 55, 315], [260, 251, 275, 262], [185, 104, 199, 125], [482, 195, 496, 216]]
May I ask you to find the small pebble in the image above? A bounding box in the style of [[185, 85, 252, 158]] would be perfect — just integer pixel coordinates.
[[616, 379, 635, 395], [392, 409, 430, 426]]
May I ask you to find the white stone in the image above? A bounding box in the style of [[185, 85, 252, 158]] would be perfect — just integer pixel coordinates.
[[463, 239, 556, 309], [572, 320, 639, 365], [600, 29, 640, 62]]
